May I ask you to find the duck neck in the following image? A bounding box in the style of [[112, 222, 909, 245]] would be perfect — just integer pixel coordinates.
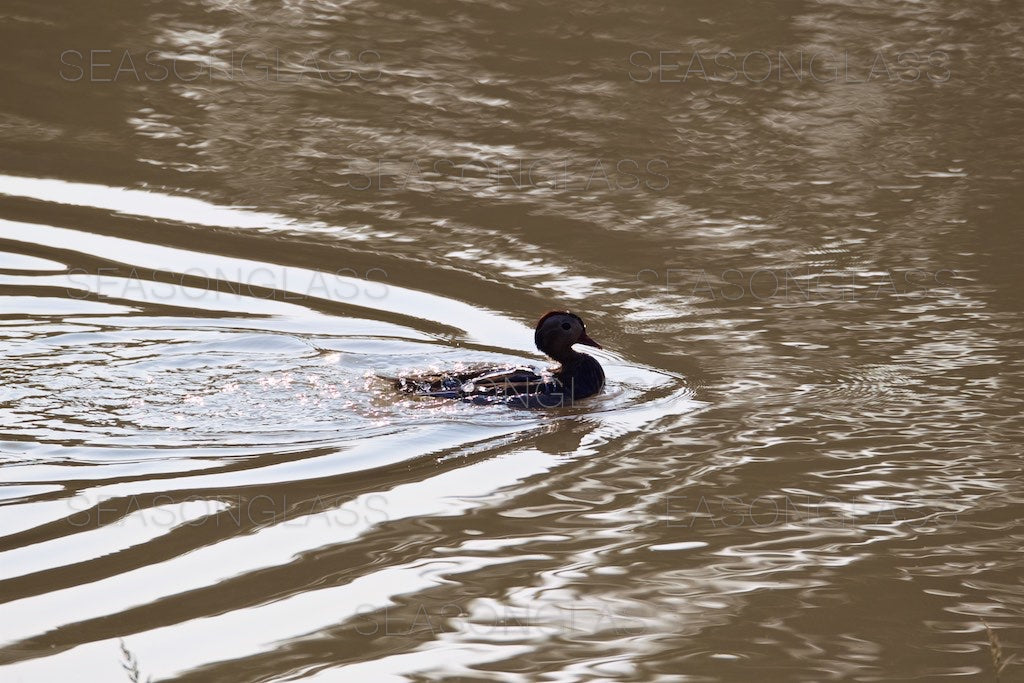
[[549, 347, 585, 369]]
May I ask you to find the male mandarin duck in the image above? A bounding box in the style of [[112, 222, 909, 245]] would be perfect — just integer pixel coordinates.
[[396, 311, 605, 407]]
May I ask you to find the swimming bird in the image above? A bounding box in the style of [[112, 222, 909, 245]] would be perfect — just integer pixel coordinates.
[[395, 311, 605, 407]]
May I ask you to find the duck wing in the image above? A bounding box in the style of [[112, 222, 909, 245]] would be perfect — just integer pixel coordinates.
[[395, 364, 550, 398], [459, 366, 551, 396]]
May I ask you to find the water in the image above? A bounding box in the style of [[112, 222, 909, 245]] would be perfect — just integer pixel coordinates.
[[1, 0, 1022, 680]]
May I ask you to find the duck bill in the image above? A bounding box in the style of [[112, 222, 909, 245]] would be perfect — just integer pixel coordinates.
[[578, 332, 602, 349]]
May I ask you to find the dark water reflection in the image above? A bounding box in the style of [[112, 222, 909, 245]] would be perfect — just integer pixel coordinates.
[[0, 0, 1022, 680]]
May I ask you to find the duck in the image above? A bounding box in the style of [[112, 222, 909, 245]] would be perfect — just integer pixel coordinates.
[[395, 311, 605, 408]]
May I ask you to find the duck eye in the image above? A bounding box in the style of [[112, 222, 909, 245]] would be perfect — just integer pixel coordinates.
[[561, 322, 571, 330]]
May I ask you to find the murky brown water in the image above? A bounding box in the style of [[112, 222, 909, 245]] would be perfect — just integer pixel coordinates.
[[1, 0, 1022, 680]]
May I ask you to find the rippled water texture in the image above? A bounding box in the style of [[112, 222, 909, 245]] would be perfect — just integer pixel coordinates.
[[1, 0, 1022, 680]]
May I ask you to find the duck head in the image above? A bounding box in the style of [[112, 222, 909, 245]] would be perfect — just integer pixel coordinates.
[[534, 311, 601, 361]]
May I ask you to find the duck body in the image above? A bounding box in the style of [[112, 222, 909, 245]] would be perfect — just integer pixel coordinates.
[[395, 311, 605, 408]]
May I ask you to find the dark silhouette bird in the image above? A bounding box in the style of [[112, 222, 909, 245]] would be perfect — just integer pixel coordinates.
[[395, 311, 605, 407]]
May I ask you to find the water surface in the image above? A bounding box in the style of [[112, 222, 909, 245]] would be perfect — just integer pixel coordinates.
[[1, 0, 1022, 680]]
